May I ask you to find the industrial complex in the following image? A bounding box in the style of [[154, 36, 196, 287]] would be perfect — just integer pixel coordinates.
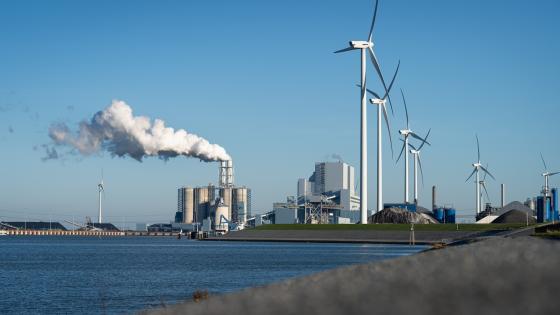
[[173, 160, 251, 233]]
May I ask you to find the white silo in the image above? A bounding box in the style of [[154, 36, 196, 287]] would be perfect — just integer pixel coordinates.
[[220, 187, 233, 219], [184, 187, 194, 224], [232, 187, 249, 224], [215, 202, 229, 232], [194, 187, 210, 222]]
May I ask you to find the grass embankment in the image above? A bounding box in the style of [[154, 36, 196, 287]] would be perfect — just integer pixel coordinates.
[[533, 231, 560, 239], [254, 223, 530, 232]]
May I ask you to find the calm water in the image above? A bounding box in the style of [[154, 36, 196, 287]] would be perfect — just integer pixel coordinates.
[[0, 236, 427, 314]]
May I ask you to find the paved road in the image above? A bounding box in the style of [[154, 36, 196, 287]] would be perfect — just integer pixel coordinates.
[[145, 236, 559, 315]]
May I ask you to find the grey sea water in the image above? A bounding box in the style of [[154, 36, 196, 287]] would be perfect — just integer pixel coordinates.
[[0, 236, 427, 314]]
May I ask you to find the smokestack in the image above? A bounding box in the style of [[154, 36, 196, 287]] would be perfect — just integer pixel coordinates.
[[432, 185, 436, 210], [501, 184, 505, 208], [219, 160, 234, 188]]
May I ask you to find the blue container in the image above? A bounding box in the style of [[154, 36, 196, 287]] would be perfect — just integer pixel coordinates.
[[536, 196, 545, 223], [433, 208, 444, 223], [546, 197, 552, 222], [444, 208, 456, 224], [553, 188, 559, 221]]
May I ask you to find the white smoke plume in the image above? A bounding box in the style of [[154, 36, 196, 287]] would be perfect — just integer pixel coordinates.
[[47, 100, 231, 162]]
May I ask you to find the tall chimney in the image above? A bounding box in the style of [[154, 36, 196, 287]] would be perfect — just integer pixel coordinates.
[[432, 185, 436, 210], [501, 184, 505, 208]]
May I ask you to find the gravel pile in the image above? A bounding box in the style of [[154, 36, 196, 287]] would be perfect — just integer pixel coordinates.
[[369, 207, 439, 224], [494, 209, 536, 224]]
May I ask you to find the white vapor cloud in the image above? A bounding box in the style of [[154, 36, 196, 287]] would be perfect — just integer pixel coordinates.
[[46, 100, 231, 162]]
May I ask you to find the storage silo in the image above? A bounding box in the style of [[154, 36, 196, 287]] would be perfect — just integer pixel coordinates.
[[536, 196, 544, 223], [444, 208, 456, 223], [433, 208, 444, 223], [232, 187, 248, 224], [183, 187, 194, 224], [220, 187, 233, 219], [215, 203, 229, 232], [552, 188, 558, 221], [194, 187, 210, 222]]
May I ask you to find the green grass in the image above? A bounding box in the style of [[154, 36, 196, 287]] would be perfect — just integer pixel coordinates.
[[253, 223, 530, 232], [533, 231, 560, 239]]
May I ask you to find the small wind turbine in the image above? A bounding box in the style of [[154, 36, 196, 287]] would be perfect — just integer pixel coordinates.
[[466, 135, 495, 216], [479, 164, 491, 212], [408, 129, 431, 205], [540, 153, 559, 197], [98, 171, 104, 224], [335, 0, 394, 223], [396, 89, 430, 204]]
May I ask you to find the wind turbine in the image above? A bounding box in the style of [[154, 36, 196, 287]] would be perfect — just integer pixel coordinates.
[[479, 164, 491, 212], [466, 135, 495, 215], [98, 171, 104, 224], [407, 129, 430, 205], [540, 153, 559, 197], [396, 89, 431, 204], [335, 0, 394, 223], [365, 63, 400, 213]]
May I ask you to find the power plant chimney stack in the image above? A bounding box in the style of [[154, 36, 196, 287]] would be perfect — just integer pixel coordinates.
[[501, 183, 505, 208], [219, 160, 234, 188], [432, 185, 436, 210]]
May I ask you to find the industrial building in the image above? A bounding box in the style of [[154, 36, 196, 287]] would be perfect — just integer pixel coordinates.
[[270, 161, 361, 224], [297, 161, 360, 211], [176, 160, 251, 232]]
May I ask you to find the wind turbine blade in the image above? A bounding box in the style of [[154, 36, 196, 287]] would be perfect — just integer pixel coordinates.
[[367, 47, 393, 115], [481, 182, 490, 202], [382, 103, 394, 158], [417, 129, 431, 151], [540, 153, 548, 171], [409, 132, 431, 146], [400, 88, 409, 129], [466, 168, 477, 182], [476, 134, 480, 162], [549, 171, 560, 176], [418, 154, 424, 187], [334, 46, 355, 54], [396, 141, 406, 163], [381, 60, 400, 100], [367, 0, 379, 42], [480, 166, 495, 180], [355, 84, 382, 99]]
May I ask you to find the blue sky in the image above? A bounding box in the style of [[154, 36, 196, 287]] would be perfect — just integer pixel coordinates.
[[0, 0, 559, 224]]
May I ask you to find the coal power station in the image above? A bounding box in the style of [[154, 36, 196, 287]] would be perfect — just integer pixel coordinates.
[[176, 160, 251, 232]]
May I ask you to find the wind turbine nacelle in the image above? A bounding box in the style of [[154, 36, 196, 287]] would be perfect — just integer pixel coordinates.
[[399, 129, 411, 135], [350, 41, 372, 49], [370, 98, 385, 104]]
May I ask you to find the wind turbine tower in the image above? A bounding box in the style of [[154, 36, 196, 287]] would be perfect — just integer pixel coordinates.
[[466, 136, 494, 215], [397, 90, 430, 204], [540, 153, 559, 197], [98, 174, 104, 224], [335, 0, 394, 222], [408, 129, 430, 205]]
